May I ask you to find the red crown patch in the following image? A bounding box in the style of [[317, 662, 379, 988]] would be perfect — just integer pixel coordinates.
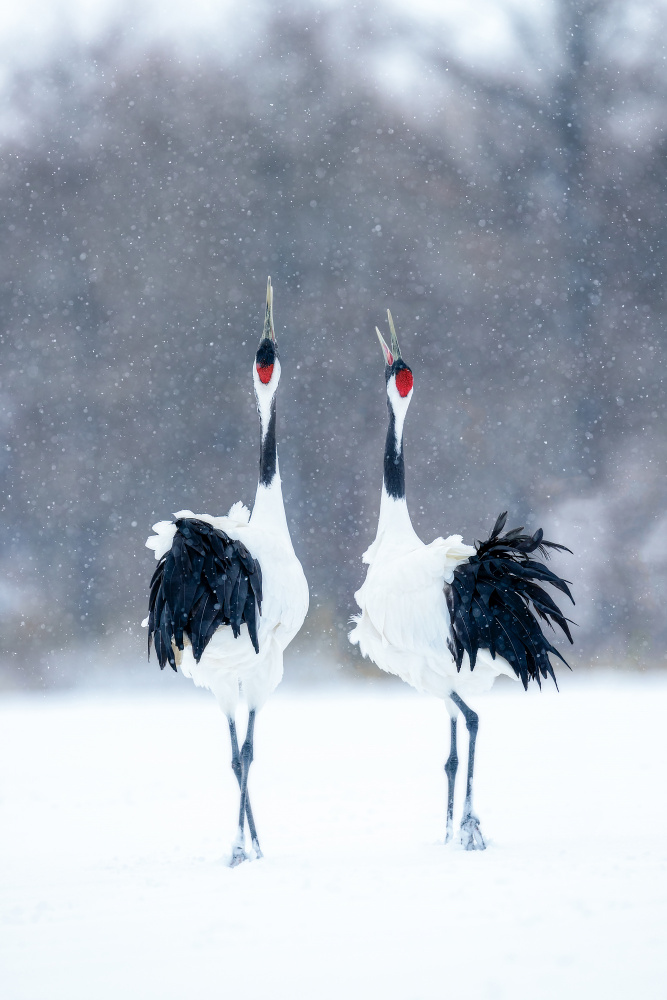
[[395, 369, 413, 398]]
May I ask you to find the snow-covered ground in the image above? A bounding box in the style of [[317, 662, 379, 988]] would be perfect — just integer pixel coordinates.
[[2, 672, 666, 999]]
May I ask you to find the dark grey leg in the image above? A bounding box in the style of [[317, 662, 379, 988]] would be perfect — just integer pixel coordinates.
[[231, 709, 261, 868], [444, 715, 458, 843], [239, 710, 260, 857], [227, 712, 263, 864], [449, 692, 486, 851], [228, 716, 248, 866]]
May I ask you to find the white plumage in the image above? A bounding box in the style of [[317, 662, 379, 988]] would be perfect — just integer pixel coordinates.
[[351, 524, 517, 702]]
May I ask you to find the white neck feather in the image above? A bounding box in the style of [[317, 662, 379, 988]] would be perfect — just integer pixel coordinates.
[[378, 485, 417, 540], [251, 468, 290, 536]]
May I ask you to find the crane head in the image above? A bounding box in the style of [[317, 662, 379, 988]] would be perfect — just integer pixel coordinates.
[[255, 276, 280, 389], [375, 310, 413, 399]]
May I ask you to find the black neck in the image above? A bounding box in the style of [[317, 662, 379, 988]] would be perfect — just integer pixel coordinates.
[[383, 402, 405, 499], [259, 398, 277, 487]]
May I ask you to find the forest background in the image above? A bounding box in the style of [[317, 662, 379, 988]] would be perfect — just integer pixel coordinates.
[[2, 0, 666, 686]]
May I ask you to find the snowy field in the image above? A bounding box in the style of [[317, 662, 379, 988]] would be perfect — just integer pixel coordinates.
[[2, 672, 666, 999]]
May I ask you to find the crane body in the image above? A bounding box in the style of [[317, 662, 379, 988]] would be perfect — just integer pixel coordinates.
[[144, 279, 308, 865], [350, 313, 573, 849]]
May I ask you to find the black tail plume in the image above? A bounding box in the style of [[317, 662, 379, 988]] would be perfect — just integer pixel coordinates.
[[446, 513, 575, 689]]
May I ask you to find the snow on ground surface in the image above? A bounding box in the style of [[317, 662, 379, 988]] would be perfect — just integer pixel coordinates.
[[2, 672, 666, 999]]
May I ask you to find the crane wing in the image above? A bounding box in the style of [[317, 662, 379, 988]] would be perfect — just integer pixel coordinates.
[[146, 517, 263, 671], [445, 513, 575, 689], [359, 535, 474, 656]]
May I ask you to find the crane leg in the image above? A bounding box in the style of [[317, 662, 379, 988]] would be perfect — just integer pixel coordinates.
[[444, 715, 458, 843], [227, 717, 263, 860], [449, 692, 486, 851], [229, 710, 261, 866]]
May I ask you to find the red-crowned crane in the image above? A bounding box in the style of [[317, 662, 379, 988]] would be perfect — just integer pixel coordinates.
[[349, 312, 574, 850], [143, 278, 309, 866]]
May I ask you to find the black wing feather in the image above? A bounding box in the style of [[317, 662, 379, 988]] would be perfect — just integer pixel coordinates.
[[146, 518, 263, 670], [446, 514, 575, 689]]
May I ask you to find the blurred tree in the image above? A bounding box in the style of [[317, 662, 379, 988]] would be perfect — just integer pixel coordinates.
[[1, 1, 666, 684]]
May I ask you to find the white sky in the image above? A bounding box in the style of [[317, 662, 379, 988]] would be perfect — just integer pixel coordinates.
[[0, 0, 659, 116], [0, 0, 552, 74], [0, 0, 562, 144]]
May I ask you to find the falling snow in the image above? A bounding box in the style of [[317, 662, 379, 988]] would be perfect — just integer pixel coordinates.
[[2, 0, 667, 683], [1, 2, 667, 996]]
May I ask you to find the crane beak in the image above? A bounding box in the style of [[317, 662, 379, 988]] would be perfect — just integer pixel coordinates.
[[375, 309, 401, 365], [386, 309, 402, 360], [375, 326, 393, 366], [261, 276, 276, 343]]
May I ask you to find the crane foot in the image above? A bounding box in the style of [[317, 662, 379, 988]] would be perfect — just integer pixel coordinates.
[[251, 837, 263, 860], [229, 830, 249, 867], [460, 812, 486, 851], [229, 845, 249, 867]]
